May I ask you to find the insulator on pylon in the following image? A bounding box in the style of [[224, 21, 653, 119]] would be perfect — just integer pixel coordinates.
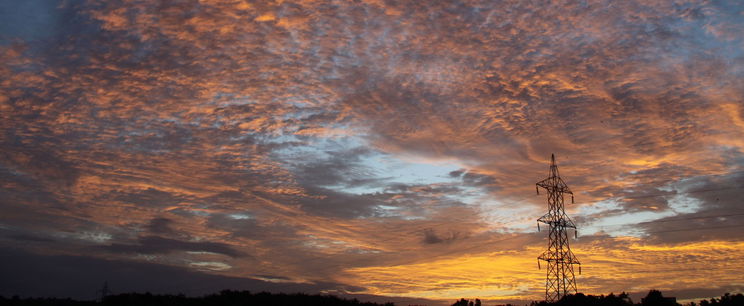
[[571, 195, 574, 203], [579, 266, 581, 275], [538, 222, 540, 232], [538, 260, 541, 270], [536, 186, 539, 195], [575, 230, 577, 239]]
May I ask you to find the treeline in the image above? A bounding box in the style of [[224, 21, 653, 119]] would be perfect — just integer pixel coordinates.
[[2, 289, 742, 306], [0, 290, 394, 306], [533, 291, 744, 306], [452, 290, 744, 306]]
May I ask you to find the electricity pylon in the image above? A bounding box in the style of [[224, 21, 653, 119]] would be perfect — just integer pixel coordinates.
[[536, 154, 580, 302]]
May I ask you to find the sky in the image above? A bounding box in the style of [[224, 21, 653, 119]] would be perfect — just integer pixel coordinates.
[[0, 0, 743, 304]]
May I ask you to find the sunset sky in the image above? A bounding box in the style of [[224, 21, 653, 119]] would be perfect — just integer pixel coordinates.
[[1, 0, 743, 305]]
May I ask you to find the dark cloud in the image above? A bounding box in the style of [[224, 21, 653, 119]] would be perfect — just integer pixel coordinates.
[[291, 146, 378, 188], [205, 213, 297, 241], [640, 171, 744, 243], [3, 232, 54, 243], [422, 228, 461, 245], [146, 218, 175, 235], [0, 247, 379, 301], [0, 1, 61, 43], [448, 169, 465, 178], [461, 171, 499, 189], [112, 188, 184, 208], [102, 236, 245, 258], [295, 186, 381, 219], [0, 142, 80, 190]]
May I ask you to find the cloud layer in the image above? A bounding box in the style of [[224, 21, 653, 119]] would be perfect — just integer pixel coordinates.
[[1, 0, 743, 304]]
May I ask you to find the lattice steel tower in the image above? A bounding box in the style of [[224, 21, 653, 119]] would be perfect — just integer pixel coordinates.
[[536, 154, 581, 302]]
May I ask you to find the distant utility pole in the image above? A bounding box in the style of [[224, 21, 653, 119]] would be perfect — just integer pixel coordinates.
[[536, 154, 581, 302], [97, 281, 110, 302]]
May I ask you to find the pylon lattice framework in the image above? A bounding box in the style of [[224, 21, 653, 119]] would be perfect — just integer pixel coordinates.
[[536, 154, 581, 302]]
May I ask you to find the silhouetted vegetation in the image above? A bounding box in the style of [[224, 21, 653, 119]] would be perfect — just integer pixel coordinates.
[[528, 292, 634, 306], [521, 290, 744, 306], [0, 290, 393, 306], [451, 291, 744, 306], [451, 298, 482, 306], [0, 296, 96, 306], [692, 293, 744, 306], [3, 289, 742, 306]]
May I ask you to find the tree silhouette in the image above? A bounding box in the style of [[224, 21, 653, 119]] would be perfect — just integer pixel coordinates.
[[1, 290, 741, 306], [641, 290, 677, 306], [0, 290, 394, 306], [451, 298, 484, 306]]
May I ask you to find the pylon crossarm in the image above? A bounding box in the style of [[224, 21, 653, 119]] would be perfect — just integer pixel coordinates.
[[558, 218, 577, 228], [536, 183, 572, 194], [537, 213, 557, 224], [536, 179, 572, 194]]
